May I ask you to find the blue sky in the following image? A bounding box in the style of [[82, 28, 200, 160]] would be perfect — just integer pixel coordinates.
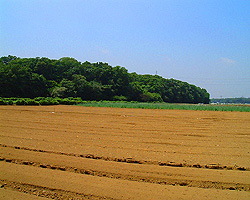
[[1, 0, 249, 98]]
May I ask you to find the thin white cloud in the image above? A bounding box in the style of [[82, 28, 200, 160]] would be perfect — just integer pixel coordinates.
[[98, 47, 110, 55], [101, 48, 110, 55], [220, 57, 237, 65]]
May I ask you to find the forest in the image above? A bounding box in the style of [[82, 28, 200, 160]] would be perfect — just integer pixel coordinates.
[[0, 55, 210, 104]]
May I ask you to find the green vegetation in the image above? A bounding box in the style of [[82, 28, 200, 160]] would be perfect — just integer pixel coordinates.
[[1, 97, 249, 112], [0, 55, 209, 104], [0, 97, 81, 106], [77, 101, 250, 112]]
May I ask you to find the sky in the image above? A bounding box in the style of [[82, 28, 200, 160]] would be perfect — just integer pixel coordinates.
[[1, 0, 250, 98]]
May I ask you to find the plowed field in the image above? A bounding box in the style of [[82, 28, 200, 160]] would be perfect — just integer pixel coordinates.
[[0, 105, 250, 199]]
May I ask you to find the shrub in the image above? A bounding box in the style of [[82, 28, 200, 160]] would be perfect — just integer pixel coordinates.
[[7, 100, 14, 105], [16, 99, 27, 105], [26, 99, 40, 105], [39, 99, 50, 105], [34, 97, 45, 101], [0, 99, 8, 105], [140, 92, 163, 102], [51, 99, 59, 105], [113, 95, 128, 101], [60, 98, 76, 105]]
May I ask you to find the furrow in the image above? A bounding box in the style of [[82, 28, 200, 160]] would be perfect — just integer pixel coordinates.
[[0, 143, 249, 171], [0, 179, 116, 200], [1, 157, 249, 192]]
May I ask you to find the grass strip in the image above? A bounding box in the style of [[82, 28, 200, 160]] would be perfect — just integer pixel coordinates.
[[77, 101, 250, 112]]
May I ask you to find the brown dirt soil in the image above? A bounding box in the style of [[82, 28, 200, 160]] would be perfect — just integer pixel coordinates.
[[0, 105, 250, 199]]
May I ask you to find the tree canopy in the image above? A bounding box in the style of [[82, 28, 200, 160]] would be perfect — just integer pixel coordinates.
[[0, 55, 210, 103]]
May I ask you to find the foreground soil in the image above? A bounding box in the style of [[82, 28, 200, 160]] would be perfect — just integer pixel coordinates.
[[0, 105, 250, 199]]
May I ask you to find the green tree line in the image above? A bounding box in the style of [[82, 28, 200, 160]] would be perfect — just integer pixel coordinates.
[[211, 97, 250, 104], [0, 55, 210, 103]]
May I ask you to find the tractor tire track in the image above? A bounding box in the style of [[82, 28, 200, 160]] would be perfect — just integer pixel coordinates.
[[0, 179, 116, 200], [1, 154, 250, 191], [1, 143, 248, 172]]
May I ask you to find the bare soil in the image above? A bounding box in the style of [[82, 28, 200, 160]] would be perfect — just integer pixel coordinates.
[[0, 105, 250, 199]]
